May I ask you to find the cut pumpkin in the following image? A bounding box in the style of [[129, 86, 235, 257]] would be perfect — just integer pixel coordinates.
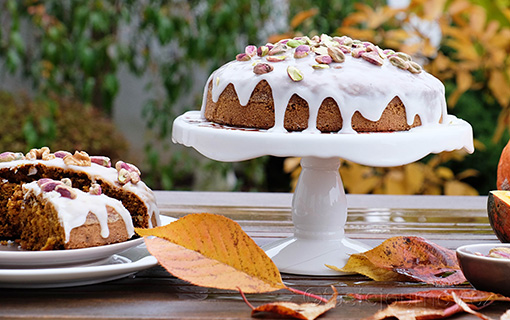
[[488, 190, 510, 243], [497, 140, 510, 190]]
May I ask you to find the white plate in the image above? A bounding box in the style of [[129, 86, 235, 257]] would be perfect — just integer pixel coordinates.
[[0, 238, 145, 269], [0, 243, 158, 288], [0, 215, 176, 269]]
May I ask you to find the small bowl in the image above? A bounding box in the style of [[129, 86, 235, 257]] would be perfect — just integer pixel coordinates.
[[457, 243, 510, 296]]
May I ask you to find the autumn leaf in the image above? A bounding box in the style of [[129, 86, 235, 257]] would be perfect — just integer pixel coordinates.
[[366, 299, 464, 320], [331, 236, 467, 285], [136, 213, 286, 293], [350, 289, 510, 304], [354, 289, 504, 320], [249, 286, 338, 320]]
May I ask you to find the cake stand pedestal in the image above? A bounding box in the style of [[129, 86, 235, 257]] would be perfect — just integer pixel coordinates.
[[172, 111, 474, 275]]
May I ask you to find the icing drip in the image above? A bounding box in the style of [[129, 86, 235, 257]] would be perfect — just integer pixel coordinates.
[[200, 40, 447, 133], [23, 181, 135, 242], [0, 158, 160, 227]]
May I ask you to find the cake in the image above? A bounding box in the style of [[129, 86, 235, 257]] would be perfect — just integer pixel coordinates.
[[0, 147, 160, 250], [202, 34, 447, 133], [10, 179, 134, 250]]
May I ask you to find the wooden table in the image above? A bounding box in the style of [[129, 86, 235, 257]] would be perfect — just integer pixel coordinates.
[[1, 191, 508, 319]]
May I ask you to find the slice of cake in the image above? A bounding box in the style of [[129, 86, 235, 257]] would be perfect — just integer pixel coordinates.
[[0, 147, 160, 248], [11, 179, 134, 250], [202, 34, 446, 133]]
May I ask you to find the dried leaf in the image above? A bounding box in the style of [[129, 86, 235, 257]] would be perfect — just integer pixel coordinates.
[[367, 299, 463, 320], [136, 213, 286, 293], [451, 292, 494, 320], [328, 254, 410, 282], [334, 236, 467, 285], [350, 289, 510, 304], [251, 287, 337, 320]]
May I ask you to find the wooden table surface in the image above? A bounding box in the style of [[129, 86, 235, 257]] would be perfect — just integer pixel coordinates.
[[1, 191, 508, 319]]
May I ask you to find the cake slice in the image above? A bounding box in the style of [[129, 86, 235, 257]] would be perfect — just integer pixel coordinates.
[[10, 179, 135, 250]]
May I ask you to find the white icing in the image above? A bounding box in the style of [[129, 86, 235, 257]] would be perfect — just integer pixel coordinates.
[[0, 158, 160, 227], [200, 46, 447, 133], [23, 181, 135, 242]]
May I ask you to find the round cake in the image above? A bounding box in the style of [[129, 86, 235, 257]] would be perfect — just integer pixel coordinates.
[[202, 34, 447, 133]]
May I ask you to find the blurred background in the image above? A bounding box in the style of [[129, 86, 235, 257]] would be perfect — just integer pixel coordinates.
[[0, 0, 508, 196]]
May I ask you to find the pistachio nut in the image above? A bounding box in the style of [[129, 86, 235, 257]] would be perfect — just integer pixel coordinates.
[[89, 183, 102, 195], [0, 152, 17, 162], [339, 45, 352, 54], [61, 178, 72, 187], [130, 171, 141, 184], [361, 51, 384, 66], [40, 180, 61, 193], [253, 63, 274, 74], [351, 47, 365, 58], [389, 55, 409, 70], [312, 64, 330, 69], [54, 150, 72, 159], [287, 66, 304, 82], [327, 46, 345, 63], [268, 44, 286, 56], [55, 184, 77, 199], [257, 45, 269, 57], [266, 55, 286, 62], [117, 168, 131, 184], [294, 45, 310, 59], [286, 39, 304, 48], [236, 53, 251, 61], [116, 161, 141, 176], [90, 156, 112, 168], [315, 55, 332, 64], [396, 52, 412, 61], [407, 61, 422, 74], [313, 46, 328, 56], [245, 45, 257, 57], [383, 49, 396, 56]]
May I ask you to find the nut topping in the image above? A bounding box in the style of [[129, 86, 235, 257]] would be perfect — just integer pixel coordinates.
[[287, 66, 303, 82], [253, 63, 274, 74], [90, 156, 111, 168], [63, 151, 92, 167]]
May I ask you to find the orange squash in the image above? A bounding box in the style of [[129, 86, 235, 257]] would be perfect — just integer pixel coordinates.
[[497, 140, 510, 190], [488, 190, 510, 243]]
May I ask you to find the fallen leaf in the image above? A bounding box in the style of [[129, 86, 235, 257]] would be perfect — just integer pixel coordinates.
[[136, 213, 286, 293], [328, 254, 410, 282], [251, 286, 337, 320], [350, 288, 510, 304], [334, 236, 466, 285], [367, 299, 463, 320], [451, 292, 494, 320]]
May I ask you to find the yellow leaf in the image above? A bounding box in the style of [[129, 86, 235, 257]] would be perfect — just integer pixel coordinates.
[[329, 254, 408, 282], [423, 0, 447, 20], [404, 163, 425, 194], [489, 69, 510, 107], [290, 9, 319, 29], [435, 166, 454, 180], [384, 169, 407, 194], [444, 180, 479, 196], [469, 5, 487, 36], [136, 213, 286, 293]]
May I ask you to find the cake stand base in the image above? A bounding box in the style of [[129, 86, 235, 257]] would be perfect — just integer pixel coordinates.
[[263, 236, 370, 275], [262, 157, 370, 275]]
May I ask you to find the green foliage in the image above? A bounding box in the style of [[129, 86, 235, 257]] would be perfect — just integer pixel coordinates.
[[0, 90, 129, 160], [0, 0, 274, 191]]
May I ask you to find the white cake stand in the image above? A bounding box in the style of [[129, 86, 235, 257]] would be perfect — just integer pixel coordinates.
[[172, 111, 474, 275]]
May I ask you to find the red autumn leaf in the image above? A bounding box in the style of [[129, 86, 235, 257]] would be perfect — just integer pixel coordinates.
[[250, 286, 337, 320], [338, 236, 467, 285], [350, 288, 510, 304], [451, 292, 494, 320]]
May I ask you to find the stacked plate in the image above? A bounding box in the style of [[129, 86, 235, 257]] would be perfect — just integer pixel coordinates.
[[0, 216, 173, 288]]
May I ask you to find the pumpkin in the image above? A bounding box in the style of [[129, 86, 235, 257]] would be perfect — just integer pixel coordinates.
[[488, 190, 510, 243], [497, 140, 510, 190]]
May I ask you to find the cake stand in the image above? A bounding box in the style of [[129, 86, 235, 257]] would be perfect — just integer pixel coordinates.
[[172, 111, 474, 275]]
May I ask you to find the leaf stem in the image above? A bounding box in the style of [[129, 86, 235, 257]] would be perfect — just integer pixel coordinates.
[[286, 287, 329, 303], [237, 287, 255, 310]]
